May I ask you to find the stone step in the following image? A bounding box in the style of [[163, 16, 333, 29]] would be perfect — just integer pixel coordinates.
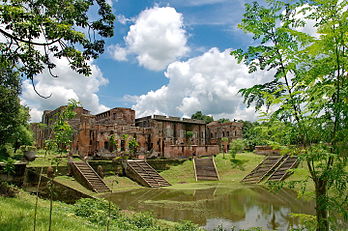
[[127, 160, 171, 188], [72, 161, 110, 193]]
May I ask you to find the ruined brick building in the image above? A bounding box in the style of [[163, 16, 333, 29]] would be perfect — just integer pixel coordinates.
[[31, 106, 243, 159]]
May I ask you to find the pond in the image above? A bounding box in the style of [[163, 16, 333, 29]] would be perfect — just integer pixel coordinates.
[[105, 185, 315, 231]]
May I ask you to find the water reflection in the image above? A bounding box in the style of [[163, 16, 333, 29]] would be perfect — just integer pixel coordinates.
[[104, 186, 315, 230]]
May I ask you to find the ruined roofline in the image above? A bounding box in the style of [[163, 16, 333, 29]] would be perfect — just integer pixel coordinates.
[[94, 107, 134, 117], [135, 114, 206, 125], [207, 121, 243, 127]]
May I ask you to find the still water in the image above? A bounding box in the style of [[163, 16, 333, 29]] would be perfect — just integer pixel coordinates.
[[105, 185, 315, 231]]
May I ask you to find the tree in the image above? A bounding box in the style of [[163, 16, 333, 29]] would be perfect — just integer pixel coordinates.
[[0, 63, 32, 157], [108, 135, 118, 153], [232, 1, 348, 230], [185, 131, 194, 145], [191, 111, 214, 124], [218, 118, 230, 123], [0, 0, 115, 157], [229, 139, 245, 160], [0, 0, 115, 85], [0, 57, 21, 157], [44, 99, 79, 231], [128, 138, 139, 155]]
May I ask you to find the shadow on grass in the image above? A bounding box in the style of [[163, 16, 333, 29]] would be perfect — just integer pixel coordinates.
[[230, 159, 249, 171]]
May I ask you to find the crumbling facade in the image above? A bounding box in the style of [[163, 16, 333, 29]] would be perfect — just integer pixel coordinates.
[[31, 106, 242, 159], [207, 121, 243, 152]]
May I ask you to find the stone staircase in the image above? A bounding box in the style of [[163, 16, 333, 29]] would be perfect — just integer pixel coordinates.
[[267, 156, 299, 182], [193, 157, 219, 181], [126, 160, 171, 188], [241, 155, 285, 184], [71, 161, 110, 193]]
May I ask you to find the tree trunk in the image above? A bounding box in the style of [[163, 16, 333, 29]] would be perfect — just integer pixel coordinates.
[[315, 178, 329, 231]]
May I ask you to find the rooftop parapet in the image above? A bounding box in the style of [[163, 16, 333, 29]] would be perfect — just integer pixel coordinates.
[[136, 115, 206, 125]]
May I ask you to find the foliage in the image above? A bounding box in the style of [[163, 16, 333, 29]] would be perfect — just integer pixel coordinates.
[[128, 137, 139, 154], [108, 134, 118, 153], [0, 181, 19, 197], [217, 118, 230, 123], [128, 212, 156, 229], [191, 111, 214, 124], [185, 131, 194, 138], [241, 121, 267, 149], [0, 58, 32, 157], [46, 99, 79, 154], [174, 220, 202, 231], [20, 145, 37, 152], [0, 0, 115, 83], [229, 139, 246, 159], [232, 0, 348, 230], [12, 106, 33, 152], [220, 137, 229, 155], [289, 213, 317, 231], [74, 198, 121, 226], [74, 198, 202, 231], [0, 57, 21, 157], [2, 157, 16, 178]]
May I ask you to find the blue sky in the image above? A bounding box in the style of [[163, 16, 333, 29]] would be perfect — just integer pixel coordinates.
[[98, 0, 253, 104], [22, 0, 274, 122]]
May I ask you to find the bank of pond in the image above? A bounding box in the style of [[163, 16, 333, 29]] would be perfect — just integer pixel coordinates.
[[1, 153, 346, 230]]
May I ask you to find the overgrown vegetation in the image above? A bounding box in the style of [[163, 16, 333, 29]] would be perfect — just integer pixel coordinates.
[[0, 191, 204, 231], [233, 1, 348, 230], [191, 111, 214, 124]]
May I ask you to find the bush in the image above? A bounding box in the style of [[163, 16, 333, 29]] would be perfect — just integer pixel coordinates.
[[74, 198, 121, 226], [0, 182, 19, 197], [229, 139, 246, 159], [129, 212, 156, 228], [174, 220, 202, 231]]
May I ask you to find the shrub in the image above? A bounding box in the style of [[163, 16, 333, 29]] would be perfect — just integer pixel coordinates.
[[129, 212, 156, 228], [174, 220, 202, 231], [0, 182, 19, 197], [229, 139, 246, 159], [74, 198, 120, 226]]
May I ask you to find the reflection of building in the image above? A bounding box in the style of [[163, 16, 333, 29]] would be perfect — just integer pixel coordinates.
[[31, 106, 243, 158]]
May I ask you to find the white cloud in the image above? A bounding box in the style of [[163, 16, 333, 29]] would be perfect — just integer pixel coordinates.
[[108, 44, 128, 61], [21, 58, 109, 122], [109, 6, 189, 71], [132, 48, 273, 121], [117, 14, 134, 25]]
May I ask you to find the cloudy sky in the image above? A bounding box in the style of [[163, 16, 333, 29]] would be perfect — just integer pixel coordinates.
[[22, 0, 276, 122]]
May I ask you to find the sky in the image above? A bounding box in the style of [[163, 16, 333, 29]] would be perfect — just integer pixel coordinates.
[[21, 0, 276, 122]]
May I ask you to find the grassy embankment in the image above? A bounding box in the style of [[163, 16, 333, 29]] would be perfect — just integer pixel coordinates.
[[0, 191, 102, 231], [0, 152, 317, 231], [29, 151, 314, 195], [0, 189, 201, 231]]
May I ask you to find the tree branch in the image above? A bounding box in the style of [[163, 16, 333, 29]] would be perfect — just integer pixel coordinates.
[[0, 29, 61, 46]]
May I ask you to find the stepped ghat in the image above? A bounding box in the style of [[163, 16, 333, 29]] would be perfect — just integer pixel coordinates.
[[193, 157, 219, 181], [241, 155, 299, 184], [124, 160, 171, 188], [70, 161, 110, 193]]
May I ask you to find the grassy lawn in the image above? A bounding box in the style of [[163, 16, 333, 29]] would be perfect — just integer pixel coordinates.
[[161, 152, 264, 190], [27, 150, 82, 167], [0, 190, 201, 231], [0, 191, 102, 231], [28, 151, 316, 198]]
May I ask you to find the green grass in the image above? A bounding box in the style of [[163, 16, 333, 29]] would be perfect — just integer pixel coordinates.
[[103, 175, 142, 192], [0, 190, 203, 231], [161, 152, 264, 190], [27, 150, 83, 167], [0, 191, 102, 231], [33, 152, 316, 197]]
